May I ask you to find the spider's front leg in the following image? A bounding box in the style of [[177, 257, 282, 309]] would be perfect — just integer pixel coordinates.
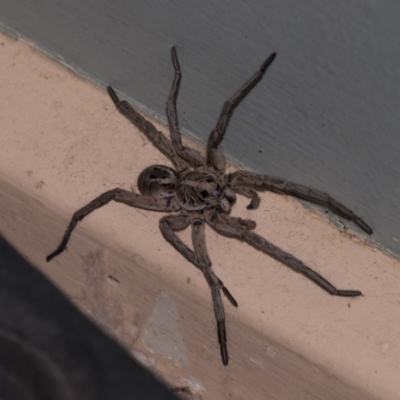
[[207, 213, 362, 297], [206, 52, 277, 173], [47, 188, 179, 262], [166, 48, 206, 168], [159, 214, 237, 365], [228, 171, 372, 234]]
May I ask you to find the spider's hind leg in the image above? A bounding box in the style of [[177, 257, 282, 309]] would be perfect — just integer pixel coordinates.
[[191, 219, 235, 365], [159, 214, 237, 365], [207, 213, 362, 298], [47, 188, 178, 262], [47, 189, 123, 262]]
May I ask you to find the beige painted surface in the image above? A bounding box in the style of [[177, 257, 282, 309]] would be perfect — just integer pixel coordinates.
[[0, 33, 400, 399]]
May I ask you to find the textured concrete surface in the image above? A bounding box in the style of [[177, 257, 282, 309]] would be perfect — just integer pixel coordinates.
[[1, 34, 400, 399]]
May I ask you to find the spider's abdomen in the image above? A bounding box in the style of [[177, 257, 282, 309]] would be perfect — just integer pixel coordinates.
[[138, 165, 177, 199], [176, 170, 229, 211]]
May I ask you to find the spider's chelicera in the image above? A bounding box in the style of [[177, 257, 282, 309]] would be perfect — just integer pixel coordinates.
[[47, 48, 372, 366]]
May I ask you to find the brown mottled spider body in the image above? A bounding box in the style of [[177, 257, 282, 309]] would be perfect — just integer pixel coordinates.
[[47, 48, 372, 365]]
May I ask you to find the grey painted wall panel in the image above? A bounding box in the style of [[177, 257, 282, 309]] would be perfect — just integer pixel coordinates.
[[0, 1, 399, 255]]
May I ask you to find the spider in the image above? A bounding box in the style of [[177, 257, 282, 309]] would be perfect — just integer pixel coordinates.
[[47, 47, 372, 366]]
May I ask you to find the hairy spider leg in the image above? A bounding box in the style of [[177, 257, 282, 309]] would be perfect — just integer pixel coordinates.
[[167, 47, 206, 168], [206, 52, 277, 173], [208, 213, 362, 297], [228, 171, 373, 234], [107, 86, 188, 171], [159, 214, 238, 365], [46, 188, 178, 262]]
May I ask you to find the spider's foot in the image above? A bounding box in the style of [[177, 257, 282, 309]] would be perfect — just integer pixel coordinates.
[[107, 86, 120, 105], [260, 52, 277, 73], [355, 217, 373, 235], [217, 321, 229, 366], [335, 289, 362, 297], [46, 249, 62, 262], [222, 287, 238, 307], [221, 345, 229, 366]]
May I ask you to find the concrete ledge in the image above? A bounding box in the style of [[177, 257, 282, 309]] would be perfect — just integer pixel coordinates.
[[1, 34, 399, 399]]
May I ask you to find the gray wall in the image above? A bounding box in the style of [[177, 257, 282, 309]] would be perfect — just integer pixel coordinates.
[[1, 1, 399, 255]]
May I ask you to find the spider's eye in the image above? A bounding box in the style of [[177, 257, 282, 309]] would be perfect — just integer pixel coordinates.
[[213, 190, 220, 196], [201, 190, 209, 198]]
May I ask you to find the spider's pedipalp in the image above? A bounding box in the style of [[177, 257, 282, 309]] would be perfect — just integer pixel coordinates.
[[228, 171, 373, 234], [232, 186, 261, 210]]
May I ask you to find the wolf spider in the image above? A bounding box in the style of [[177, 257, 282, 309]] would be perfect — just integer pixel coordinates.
[[47, 47, 372, 365]]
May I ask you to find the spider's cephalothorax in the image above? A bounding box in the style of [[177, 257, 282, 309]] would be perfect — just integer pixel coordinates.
[[176, 169, 236, 211], [176, 169, 223, 210], [47, 47, 373, 366], [139, 164, 236, 211]]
